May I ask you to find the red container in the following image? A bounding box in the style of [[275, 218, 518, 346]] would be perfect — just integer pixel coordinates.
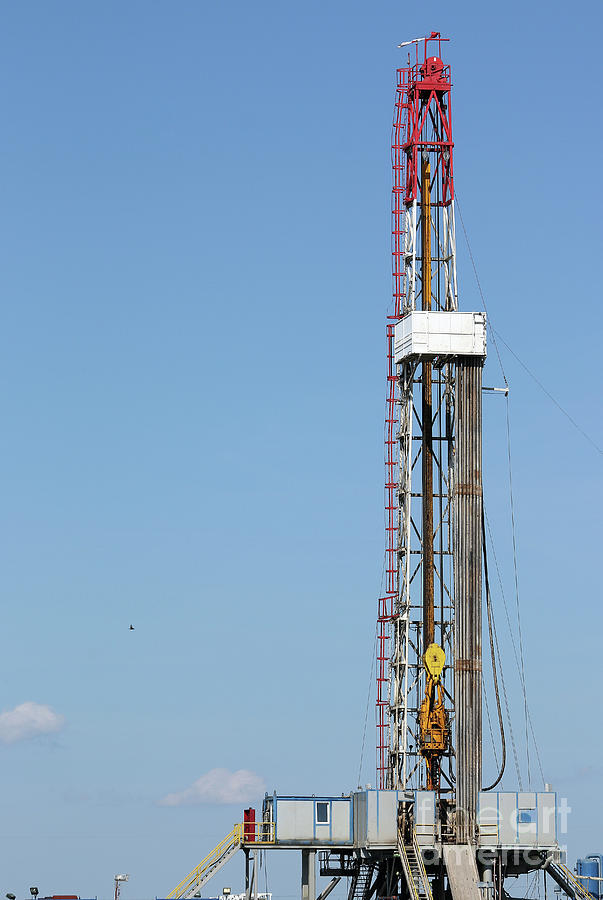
[[243, 807, 256, 842]]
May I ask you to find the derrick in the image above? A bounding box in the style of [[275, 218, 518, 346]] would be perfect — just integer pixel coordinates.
[[377, 32, 458, 797]]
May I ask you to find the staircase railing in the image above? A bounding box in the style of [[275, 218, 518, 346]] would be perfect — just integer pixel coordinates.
[[549, 862, 596, 900], [397, 828, 433, 900], [398, 840, 419, 900], [413, 832, 433, 900], [167, 823, 275, 900]]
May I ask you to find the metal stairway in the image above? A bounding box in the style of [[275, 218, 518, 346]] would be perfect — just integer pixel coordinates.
[[398, 831, 433, 900], [167, 825, 243, 899], [544, 859, 595, 900], [348, 863, 375, 900]]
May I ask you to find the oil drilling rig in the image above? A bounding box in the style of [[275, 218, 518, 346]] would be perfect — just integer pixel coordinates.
[[166, 33, 594, 900]]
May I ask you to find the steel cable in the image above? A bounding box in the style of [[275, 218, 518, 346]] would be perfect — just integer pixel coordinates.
[[358, 622, 378, 787], [505, 397, 531, 784], [482, 672, 499, 769], [457, 194, 549, 788]]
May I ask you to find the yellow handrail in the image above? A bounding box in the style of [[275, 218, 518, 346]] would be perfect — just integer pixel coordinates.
[[167, 822, 276, 900], [413, 831, 433, 900], [167, 825, 243, 899], [398, 841, 421, 900], [478, 824, 499, 837], [557, 864, 594, 900], [242, 822, 276, 844]]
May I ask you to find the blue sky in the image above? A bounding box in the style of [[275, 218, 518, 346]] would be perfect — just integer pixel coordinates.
[[0, 1, 601, 898]]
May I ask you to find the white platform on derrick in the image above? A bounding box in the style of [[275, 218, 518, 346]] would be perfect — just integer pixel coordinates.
[[394, 311, 486, 361]]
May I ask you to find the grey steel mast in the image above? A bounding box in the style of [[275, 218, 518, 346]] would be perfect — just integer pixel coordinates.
[[381, 35, 486, 841]]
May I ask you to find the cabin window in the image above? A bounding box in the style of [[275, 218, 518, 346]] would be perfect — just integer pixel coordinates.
[[518, 809, 536, 825], [316, 802, 329, 824]]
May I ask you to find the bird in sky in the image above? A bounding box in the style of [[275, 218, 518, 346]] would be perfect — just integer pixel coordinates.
[[129, 624, 135, 631]]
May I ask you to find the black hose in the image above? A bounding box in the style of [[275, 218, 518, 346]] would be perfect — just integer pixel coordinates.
[[481, 499, 506, 791]]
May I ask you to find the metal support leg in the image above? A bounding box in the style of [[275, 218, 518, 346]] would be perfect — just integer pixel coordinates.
[[245, 850, 250, 898], [482, 865, 494, 900], [302, 850, 316, 900]]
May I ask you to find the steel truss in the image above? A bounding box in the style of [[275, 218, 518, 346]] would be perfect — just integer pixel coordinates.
[[377, 34, 459, 793]]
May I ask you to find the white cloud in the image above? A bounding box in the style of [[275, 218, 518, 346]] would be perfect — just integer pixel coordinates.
[[0, 701, 65, 744], [161, 768, 266, 806]]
